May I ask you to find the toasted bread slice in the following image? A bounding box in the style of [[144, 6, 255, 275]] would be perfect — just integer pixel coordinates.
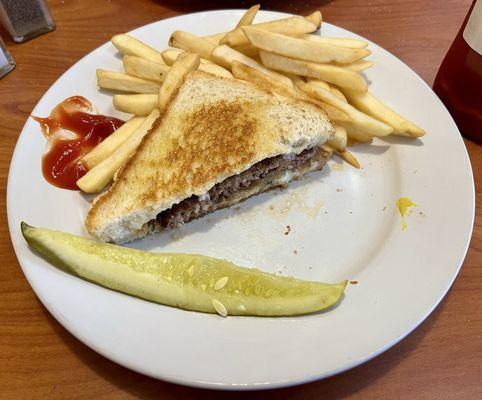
[[86, 71, 334, 243]]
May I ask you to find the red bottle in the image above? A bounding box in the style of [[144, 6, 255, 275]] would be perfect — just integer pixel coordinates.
[[433, 0, 482, 141]]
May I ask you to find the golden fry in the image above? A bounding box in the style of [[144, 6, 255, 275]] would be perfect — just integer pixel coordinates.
[[344, 90, 426, 137], [317, 101, 351, 123], [301, 34, 368, 48], [260, 51, 368, 92], [232, 60, 299, 93], [113, 94, 158, 116], [96, 69, 161, 93], [320, 144, 334, 157], [307, 79, 330, 90], [205, 13, 320, 46], [235, 4, 261, 27], [304, 10, 322, 28], [211, 45, 293, 87], [328, 85, 347, 102], [204, 32, 225, 45], [220, 5, 260, 45], [162, 49, 212, 66], [169, 31, 215, 61], [326, 124, 348, 152], [123, 55, 169, 82], [297, 81, 393, 140], [337, 149, 360, 169], [344, 60, 374, 72], [199, 63, 233, 78], [221, 16, 317, 47], [243, 27, 370, 64], [111, 34, 165, 64], [232, 43, 260, 58], [158, 52, 200, 110], [82, 116, 145, 169], [307, 79, 347, 102]]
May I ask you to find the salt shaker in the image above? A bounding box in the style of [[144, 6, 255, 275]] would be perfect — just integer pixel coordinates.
[[0, 0, 55, 43], [0, 35, 15, 78]]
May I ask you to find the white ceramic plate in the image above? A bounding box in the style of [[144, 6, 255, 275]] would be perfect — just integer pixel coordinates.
[[7, 10, 474, 390]]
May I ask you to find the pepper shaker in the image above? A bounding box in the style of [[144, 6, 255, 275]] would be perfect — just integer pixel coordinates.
[[0, 35, 15, 78], [0, 0, 55, 43]]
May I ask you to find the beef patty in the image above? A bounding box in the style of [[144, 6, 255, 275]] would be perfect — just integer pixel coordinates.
[[154, 146, 329, 230]]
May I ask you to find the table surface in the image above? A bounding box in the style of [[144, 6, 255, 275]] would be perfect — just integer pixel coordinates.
[[1, 0, 480, 398]]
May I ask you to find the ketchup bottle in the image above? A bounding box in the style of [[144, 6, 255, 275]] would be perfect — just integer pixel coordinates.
[[433, 0, 482, 141]]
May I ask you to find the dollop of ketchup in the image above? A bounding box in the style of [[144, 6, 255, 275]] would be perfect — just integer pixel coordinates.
[[33, 96, 124, 190]]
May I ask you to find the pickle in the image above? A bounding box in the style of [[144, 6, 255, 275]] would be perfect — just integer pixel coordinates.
[[22, 222, 346, 317]]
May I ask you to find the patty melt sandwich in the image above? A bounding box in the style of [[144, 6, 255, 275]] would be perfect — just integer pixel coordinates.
[[86, 71, 334, 243]]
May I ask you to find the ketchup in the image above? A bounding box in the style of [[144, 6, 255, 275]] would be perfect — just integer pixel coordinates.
[[433, 0, 482, 141], [33, 96, 124, 190]]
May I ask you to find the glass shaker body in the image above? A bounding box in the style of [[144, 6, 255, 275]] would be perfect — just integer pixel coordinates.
[[0, 35, 15, 78], [0, 0, 55, 43]]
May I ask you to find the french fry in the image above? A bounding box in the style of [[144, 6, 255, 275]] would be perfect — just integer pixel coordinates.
[[309, 61, 374, 73], [320, 144, 334, 157], [307, 79, 329, 90], [308, 79, 348, 102], [82, 116, 145, 169], [231, 61, 349, 123], [316, 101, 351, 123], [344, 60, 374, 72], [326, 124, 348, 151], [199, 63, 233, 78], [123, 55, 170, 83], [301, 34, 368, 48], [205, 13, 320, 46], [113, 94, 158, 115], [210, 44, 251, 69], [220, 4, 260, 45], [232, 43, 260, 58], [161, 49, 232, 78], [337, 149, 360, 168], [204, 32, 225, 46], [329, 85, 348, 102], [286, 73, 305, 86], [169, 31, 216, 61], [158, 52, 200, 110], [162, 49, 182, 65], [297, 81, 393, 140], [221, 16, 317, 47], [111, 34, 165, 64], [211, 45, 293, 87], [232, 60, 299, 94], [77, 109, 160, 193], [259, 51, 368, 92], [344, 91, 426, 137], [243, 27, 370, 64], [162, 49, 212, 66], [279, 76, 351, 122], [235, 4, 261, 27], [96, 69, 161, 94], [304, 10, 322, 28]]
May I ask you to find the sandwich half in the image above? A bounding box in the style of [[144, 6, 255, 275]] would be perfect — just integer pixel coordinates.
[[86, 71, 334, 243]]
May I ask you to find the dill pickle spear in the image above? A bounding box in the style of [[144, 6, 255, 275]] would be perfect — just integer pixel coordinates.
[[21, 222, 347, 317]]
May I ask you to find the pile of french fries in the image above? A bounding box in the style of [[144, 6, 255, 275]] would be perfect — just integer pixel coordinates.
[[77, 5, 425, 194]]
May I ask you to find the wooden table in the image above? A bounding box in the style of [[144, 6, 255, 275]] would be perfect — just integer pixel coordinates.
[[1, 0, 480, 398]]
